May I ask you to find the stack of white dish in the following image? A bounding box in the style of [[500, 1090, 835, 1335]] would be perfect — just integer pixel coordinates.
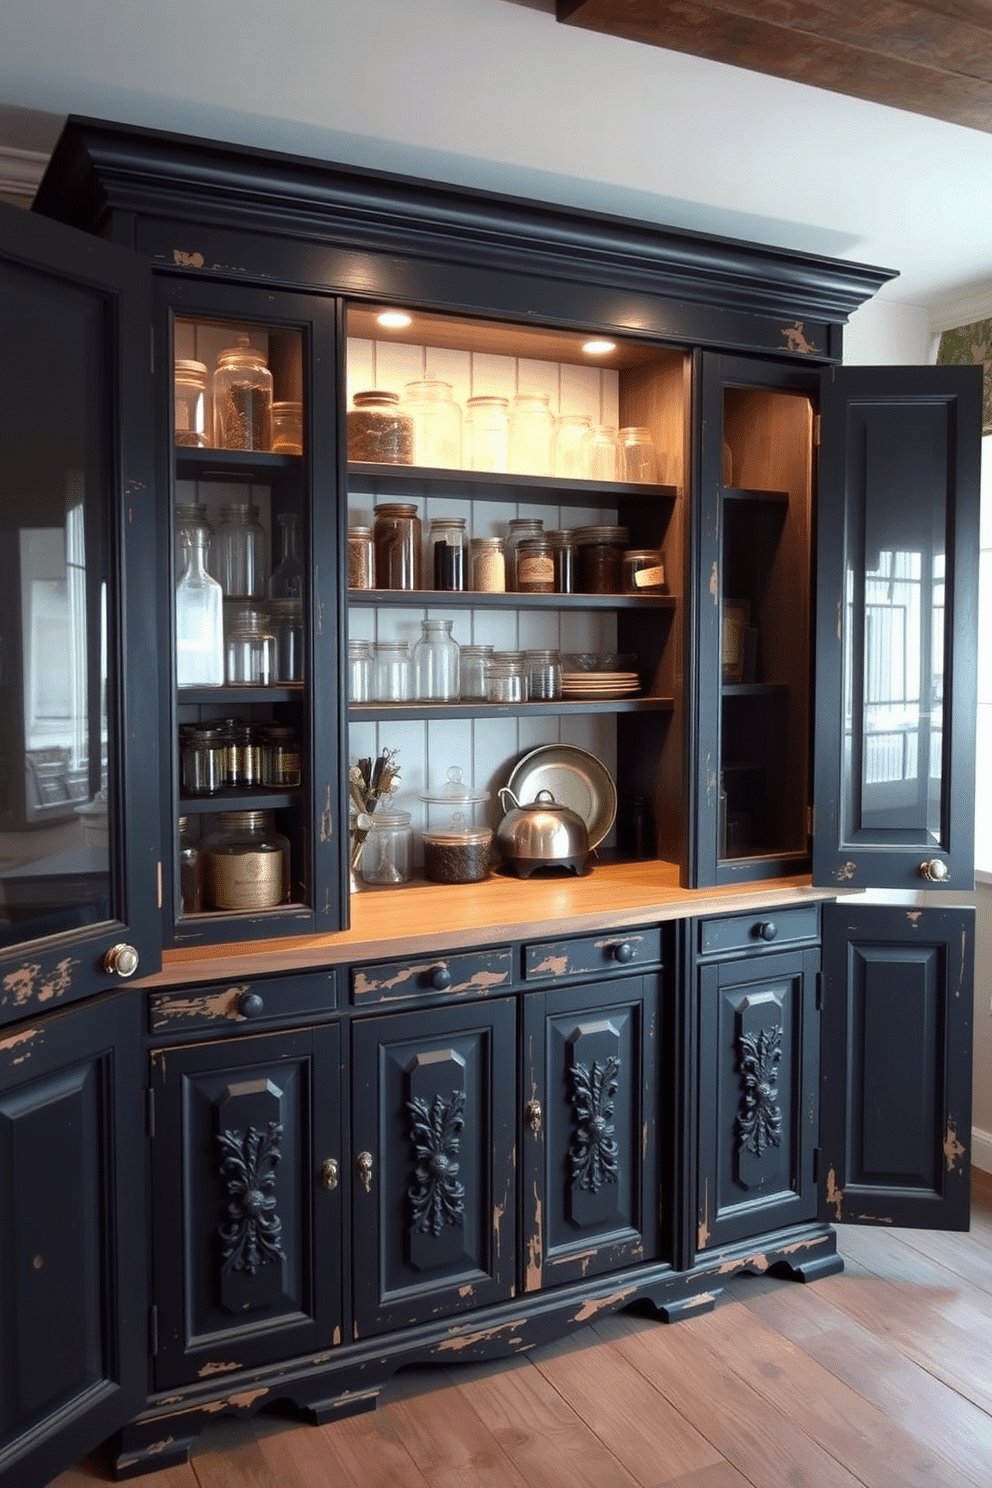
[[561, 669, 640, 700]]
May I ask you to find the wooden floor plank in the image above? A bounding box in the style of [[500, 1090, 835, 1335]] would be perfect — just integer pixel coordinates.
[[254, 1408, 432, 1488]]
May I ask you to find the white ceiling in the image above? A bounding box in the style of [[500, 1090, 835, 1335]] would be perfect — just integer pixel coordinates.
[[3, 0, 992, 318]]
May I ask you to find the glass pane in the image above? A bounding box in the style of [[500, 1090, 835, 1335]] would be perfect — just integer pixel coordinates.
[[0, 259, 113, 945]]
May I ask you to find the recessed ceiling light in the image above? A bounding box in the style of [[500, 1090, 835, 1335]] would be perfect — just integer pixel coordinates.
[[377, 311, 412, 329], [582, 339, 616, 355]]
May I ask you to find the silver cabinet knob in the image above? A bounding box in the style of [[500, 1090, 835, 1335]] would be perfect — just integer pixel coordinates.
[[103, 943, 139, 978], [920, 858, 950, 882]]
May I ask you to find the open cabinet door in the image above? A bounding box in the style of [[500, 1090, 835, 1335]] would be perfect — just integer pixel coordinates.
[[820, 901, 973, 1231], [813, 365, 981, 891]]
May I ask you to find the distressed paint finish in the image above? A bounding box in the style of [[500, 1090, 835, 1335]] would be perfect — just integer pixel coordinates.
[[150, 986, 252, 1028], [944, 1119, 967, 1172], [572, 1286, 637, 1323], [525, 1186, 543, 1292], [197, 1361, 242, 1378], [352, 950, 512, 1002], [2, 956, 79, 1012], [0, 1024, 42, 1068], [781, 321, 820, 355], [825, 1165, 844, 1221]]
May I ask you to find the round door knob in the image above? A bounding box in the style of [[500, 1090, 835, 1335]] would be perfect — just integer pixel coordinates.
[[356, 1151, 374, 1194], [429, 964, 453, 990], [612, 941, 636, 964], [525, 1099, 542, 1136], [920, 858, 949, 882], [757, 921, 778, 942], [321, 1158, 339, 1191], [103, 943, 139, 978], [237, 991, 265, 1018]]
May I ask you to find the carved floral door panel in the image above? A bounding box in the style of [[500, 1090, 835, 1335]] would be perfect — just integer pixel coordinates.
[[351, 1000, 516, 1339], [695, 946, 820, 1254], [148, 1026, 342, 1389]]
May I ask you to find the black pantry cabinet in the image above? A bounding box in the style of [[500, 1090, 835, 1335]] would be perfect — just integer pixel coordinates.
[[0, 117, 980, 1486]]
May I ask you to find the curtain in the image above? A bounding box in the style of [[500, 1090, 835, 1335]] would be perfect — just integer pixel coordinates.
[[936, 318, 992, 433]]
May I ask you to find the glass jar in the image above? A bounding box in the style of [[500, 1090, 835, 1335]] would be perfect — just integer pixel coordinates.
[[402, 379, 463, 469], [271, 400, 303, 454], [175, 501, 212, 577], [575, 524, 629, 594], [174, 359, 208, 447], [178, 815, 204, 914], [175, 525, 224, 687], [373, 502, 422, 590], [553, 413, 591, 479], [504, 517, 544, 592], [269, 511, 304, 600], [225, 605, 277, 685], [203, 810, 289, 910], [373, 640, 413, 702], [460, 644, 494, 700], [582, 424, 620, 482], [622, 548, 667, 594], [209, 503, 267, 599], [422, 823, 493, 884], [465, 394, 509, 472], [261, 725, 302, 788], [426, 515, 466, 591], [526, 649, 563, 701], [225, 723, 264, 789], [348, 638, 373, 702], [548, 529, 576, 594], [515, 534, 555, 594], [360, 810, 413, 885], [470, 535, 506, 593], [347, 389, 414, 464], [348, 525, 374, 589], [180, 723, 227, 795], [508, 391, 554, 476], [413, 618, 460, 701], [269, 597, 304, 682], [212, 334, 273, 451], [486, 653, 527, 704], [618, 427, 659, 483]]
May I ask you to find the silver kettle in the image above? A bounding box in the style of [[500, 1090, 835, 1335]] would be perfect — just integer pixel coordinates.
[[495, 787, 590, 878]]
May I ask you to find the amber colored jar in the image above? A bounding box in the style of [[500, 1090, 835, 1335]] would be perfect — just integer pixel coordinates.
[[203, 810, 290, 910], [373, 503, 422, 589], [622, 548, 667, 594], [515, 535, 555, 594]]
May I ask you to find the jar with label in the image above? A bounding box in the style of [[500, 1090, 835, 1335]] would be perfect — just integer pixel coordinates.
[[553, 413, 591, 479], [174, 360, 208, 447], [402, 379, 463, 469], [618, 427, 659, 483], [203, 810, 290, 910], [515, 534, 555, 594], [212, 335, 273, 451], [373, 502, 422, 589], [465, 394, 509, 471], [373, 640, 413, 702], [508, 391, 554, 475], [460, 644, 494, 700], [226, 723, 264, 788], [575, 524, 629, 594], [470, 536, 506, 593], [261, 725, 302, 788], [348, 526, 374, 590], [209, 503, 267, 599], [269, 597, 304, 682], [347, 390, 414, 464], [178, 816, 204, 914], [413, 618, 460, 700], [548, 529, 576, 593], [582, 424, 620, 482], [526, 649, 562, 700], [426, 516, 466, 591], [271, 400, 303, 454], [622, 548, 667, 594], [348, 638, 373, 702], [360, 810, 413, 885], [503, 517, 544, 591], [225, 605, 277, 685]]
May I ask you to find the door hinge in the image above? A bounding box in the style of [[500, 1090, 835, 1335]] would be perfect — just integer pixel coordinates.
[[149, 1304, 159, 1357], [146, 1086, 155, 1139]]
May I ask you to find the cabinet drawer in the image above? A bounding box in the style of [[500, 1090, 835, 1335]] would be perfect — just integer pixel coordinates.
[[148, 970, 337, 1035], [524, 926, 662, 983], [350, 947, 514, 1006], [696, 904, 820, 958]]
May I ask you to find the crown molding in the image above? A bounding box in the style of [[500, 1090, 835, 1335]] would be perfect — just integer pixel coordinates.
[[0, 144, 47, 201], [928, 284, 992, 336]]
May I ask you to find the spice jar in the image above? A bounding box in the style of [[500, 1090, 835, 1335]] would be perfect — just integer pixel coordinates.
[[373, 502, 422, 589], [515, 534, 555, 594], [271, 401, 303, 454], [261, 725, 302, 788], [503, 517, 544, 592], [460, 644, 494, 700], [413, 618, 460, 701], [465, 394, 509, 472], [209, 503, 267, 599], [180, 724, 227, 796], [348, 638, 374, 702], [174, 360, 208, 447], [212, 335, 273, 451], [373, 640, 413, 702], [347, 390, 414, 464], [575, 524, 629, 594], [226, 723, 264, 788], [360, 810, 413, 885], [470, 536, 506, 593], [426, 516, 466, 591], [622, 548, 667, 594], [508, 391, 554, 475], [348, 526, 374, 589], [618, 427, 659, 483], [548, 529, 576, 594], [402, 378, 463, 469], [203, 810, 290, 910], [178, 816, 204, 914]]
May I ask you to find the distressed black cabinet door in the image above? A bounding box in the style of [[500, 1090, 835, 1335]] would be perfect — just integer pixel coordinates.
[[521, 976, 661, 1291], [814, 365, 981, 890], [149, 1026, 342, 1388], [0, 993, 145, 1488], [351, 999, 516, 1338], [696, 946, 820, 1254], [820, 901, 973, 1230]]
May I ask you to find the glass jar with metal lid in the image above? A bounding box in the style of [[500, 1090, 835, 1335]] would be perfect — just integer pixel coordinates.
[[360, 810, 413, 885], [470, 536, 506, 593], [212, 335, 273, 451], [515, 534, 555, 594], [373, 503, 422, 589], [465, 394, 509, 471], [426, 515, 466, 591], [174, 360, 208, 447], [203, 810, 290, 910], [261, 725, 302, 788], [622, 548, 667, 594], [575, 524, 630, 594], [347, 390, 414, 464], [503, 517, 544, 592], [402, 378, 463, 469]]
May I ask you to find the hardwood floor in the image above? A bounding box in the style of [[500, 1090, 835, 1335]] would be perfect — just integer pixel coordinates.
[[53, 1174, 992, 1488]]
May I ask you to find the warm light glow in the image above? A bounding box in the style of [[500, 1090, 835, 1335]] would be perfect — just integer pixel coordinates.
[[377, 311, 413, 329], [582, 339, 617, 355]]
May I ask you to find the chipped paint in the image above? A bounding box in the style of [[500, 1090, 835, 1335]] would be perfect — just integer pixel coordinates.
[[333, 1326, 342, 1347], [834, 861, 858, 882], [709, 560, 719, 603], [458, 1284, 475, 1298], [0, 1025, 41, 1062], [825, 1164, 844, 1220], [525, 1185, 543, 1292], [173, 248, 205, 267], [2, 956, 78, 1010], [202, 1388, 270, 1413], [197, 1361, 242, 1378], [153, 987, 251, 1025], [320, 783, 333, 843], [529, 953, 569, 979], [716, 1251, 769, 1276], [697, 1180, 710, 1250], [435, 1320, 526, 1352], [944, 1119, 967, 1172], [905, 911, 922, 928], [782, 321, 819, 355], [572, 1286, 636, 1322]]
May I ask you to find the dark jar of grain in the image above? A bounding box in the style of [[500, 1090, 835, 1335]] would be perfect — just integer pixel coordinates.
[[373, 502, 422, 589], [422, 826, 493, 884], [348, 390, 414, 464], [575, 524, 629, 594], [212, 335, 272, 451], [348, 526, 374, 589]]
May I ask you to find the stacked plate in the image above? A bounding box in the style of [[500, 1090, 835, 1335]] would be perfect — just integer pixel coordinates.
[[562, 669, 640, 700]]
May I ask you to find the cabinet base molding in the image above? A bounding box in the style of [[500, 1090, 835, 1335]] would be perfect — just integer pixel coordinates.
[[109, 1222, 841, 1479]]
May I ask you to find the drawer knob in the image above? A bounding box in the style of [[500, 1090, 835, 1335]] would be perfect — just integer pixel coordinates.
[[320, 1158, 339, 1191], [238, 991, 265, 1018], [612, 941, 636, 963], [920, 858, 949, 882], [757, 921, 778, 942], [429, 964, 453, 990], [103, 943, 139, 979]]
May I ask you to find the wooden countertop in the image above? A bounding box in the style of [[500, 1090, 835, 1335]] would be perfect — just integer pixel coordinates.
[[143, 862, 846, 989]]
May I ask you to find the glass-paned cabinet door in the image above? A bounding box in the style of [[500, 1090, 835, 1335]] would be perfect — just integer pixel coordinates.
[[0, 202, 160, 1020], [160, 281, 343, 944], [693, 353, 818, 887], [814, 365, 981, 890]]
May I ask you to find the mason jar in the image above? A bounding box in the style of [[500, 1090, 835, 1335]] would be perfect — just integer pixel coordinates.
[[360, 810, 413, 885], [209, 503, 267, 600], [515, 534, 555, 594], [402, 378, 463, 469], [224, 604, 277, 685], [508, 391, 554, 475], [373, 640, 413, 702], [503, 517, 544, 592], [347, 390, 414, 464], [470, 536, 506, 593], [553, 413, 591, 478], [413, 618, 460, 700], [426, 515, 466, 591], [618, 426, 659, 483], [348, 638, 374, 702], [460, 644, 494, 700], [203, 810, 290, 910], [373, 502, 422, 590], [465, 394, 509, 472], [174, 359, 208, 447]]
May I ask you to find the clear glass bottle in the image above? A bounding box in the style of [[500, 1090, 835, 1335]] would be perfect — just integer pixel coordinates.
[[360, 810, 413, 885], [508, 391, 554, 475], [347, 389, 414, 464], [373, 640, 413, 702], [402, 378, 463, 469], [413, 618, 460, 700], [203, 809, 290, 910], [271, 400, 303, 454], [426, 515, 466, 591], [460, 644, 494, 700], [175, 525, 224, 687], [269, 511, 304, 600], [465, 394, 509, 472], [178, 815, 204, 914], [504, 517, 544, 592], [373, 502, 422, 589], [583, 424, 620, 482], [553, 413, 592, 479], [225, 605, 277, 686], [515, 534, 555, 594], [618, 427, 659, 483], [212, 334, 273, 451], [470, 535, 506, 593], [209, 503, 267, 599], [526, 648, 563, 700], [269, 597, 304, 682], [348, 638, 374, 701], [175, 501, 212, 578], [174, 359, 208, 447]]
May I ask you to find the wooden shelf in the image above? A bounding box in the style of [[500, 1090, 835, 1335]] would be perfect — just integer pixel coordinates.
[[348, 461, 679, 507], [349, 589, 676, 611], [349, 697, 674, 721]]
